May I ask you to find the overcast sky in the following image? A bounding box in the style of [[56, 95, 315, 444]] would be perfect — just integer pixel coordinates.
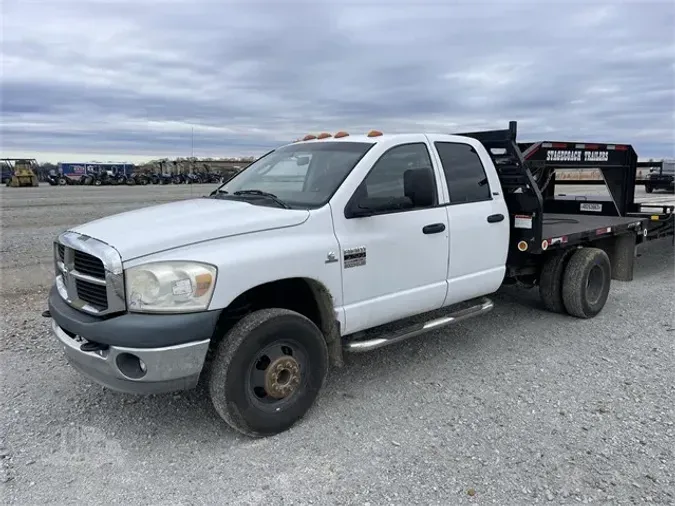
[[2, 0, 674, 163]]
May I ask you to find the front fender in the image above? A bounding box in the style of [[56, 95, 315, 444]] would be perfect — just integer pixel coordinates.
[[121, 207, 344, 316]]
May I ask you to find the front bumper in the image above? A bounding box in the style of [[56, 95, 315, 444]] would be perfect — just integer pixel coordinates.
[[48, 285, 219, 394], [52, 319, 210, 394]]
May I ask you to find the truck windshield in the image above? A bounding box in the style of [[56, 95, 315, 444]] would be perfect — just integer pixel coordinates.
[[213, 141, 375, 209]]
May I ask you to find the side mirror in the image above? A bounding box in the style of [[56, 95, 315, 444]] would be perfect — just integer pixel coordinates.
[[345, 195, 413, 218]]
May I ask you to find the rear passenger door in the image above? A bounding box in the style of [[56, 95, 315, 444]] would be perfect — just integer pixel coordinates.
[[426, 136, 510, 306]]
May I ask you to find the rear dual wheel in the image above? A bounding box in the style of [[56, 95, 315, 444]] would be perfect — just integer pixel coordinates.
[[539, 247, 612, 319], [208, 308, 328, 437]]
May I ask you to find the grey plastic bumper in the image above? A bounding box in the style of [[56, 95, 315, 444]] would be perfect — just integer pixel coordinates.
[[48, 285, 220, 348], [52, 319, 210, 394]]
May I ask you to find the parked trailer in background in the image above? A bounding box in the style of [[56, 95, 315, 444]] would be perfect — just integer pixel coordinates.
[[57, 162, 136, 185]]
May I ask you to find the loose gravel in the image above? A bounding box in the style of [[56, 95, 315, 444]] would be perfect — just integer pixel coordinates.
[[1, 185, 674, 505]]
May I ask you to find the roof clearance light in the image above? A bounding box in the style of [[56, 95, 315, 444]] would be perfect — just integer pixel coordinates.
[[367, 130, 383, 137], [303, 134, 317, 141], [334, 131, 350, 138], [317, 133, 332, 139]]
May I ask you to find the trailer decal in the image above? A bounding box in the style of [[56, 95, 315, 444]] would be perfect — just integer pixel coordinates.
[[580, 203, 602, 212], [546, 150, 609, 163], [584, 151, 609, 162], [514, 215, 533, 229]]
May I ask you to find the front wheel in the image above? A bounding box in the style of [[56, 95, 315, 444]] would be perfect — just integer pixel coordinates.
[[208, 308, 329, 437]]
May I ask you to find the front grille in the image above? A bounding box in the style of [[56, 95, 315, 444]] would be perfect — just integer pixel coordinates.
[[54, 232, 125, 316], [73, 250, 106, 278], [76, 279, 108, 310]]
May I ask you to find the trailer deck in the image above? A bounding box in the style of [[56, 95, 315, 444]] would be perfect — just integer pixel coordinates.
[[542, 213, 644, 246]]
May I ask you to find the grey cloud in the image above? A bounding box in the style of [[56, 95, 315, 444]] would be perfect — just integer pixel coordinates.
[[1, 0, 674, 161]]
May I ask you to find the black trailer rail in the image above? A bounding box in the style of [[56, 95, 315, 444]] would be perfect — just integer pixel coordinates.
[[455, 121, 674, 265]]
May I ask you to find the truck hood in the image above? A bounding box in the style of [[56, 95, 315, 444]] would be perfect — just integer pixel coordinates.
[[68, 197, 310, 260]]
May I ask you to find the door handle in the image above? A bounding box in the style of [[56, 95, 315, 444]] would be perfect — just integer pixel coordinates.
[[422, 223, 446, 234], [487, 214, 504, 223]]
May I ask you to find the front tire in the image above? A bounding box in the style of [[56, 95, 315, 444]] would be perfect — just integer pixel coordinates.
[[208, 308, 329, 437], [562, 247, 611, 318], [645, 185, 653, 193]]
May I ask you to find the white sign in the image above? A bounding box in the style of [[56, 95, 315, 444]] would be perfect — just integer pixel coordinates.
[[514, 215, 533, 229], [580, 203, 602, 212]]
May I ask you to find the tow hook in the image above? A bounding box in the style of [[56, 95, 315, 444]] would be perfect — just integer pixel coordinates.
[[80, 342, 109, 353]]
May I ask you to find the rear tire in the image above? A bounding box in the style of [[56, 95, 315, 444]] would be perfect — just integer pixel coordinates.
[[208, 308, 329, 438], [645, 185, 653, 193], [539, 249, 575, 313], [562, 247, 611, 319]]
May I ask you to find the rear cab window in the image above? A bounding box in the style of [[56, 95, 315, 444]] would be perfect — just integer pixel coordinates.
[[433, 142, 491, 204]]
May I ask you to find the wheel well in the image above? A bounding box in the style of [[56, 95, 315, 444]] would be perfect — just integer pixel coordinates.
[[209, 278, 343, 367]]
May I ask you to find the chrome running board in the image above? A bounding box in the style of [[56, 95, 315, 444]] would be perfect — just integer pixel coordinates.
[[343, 297, 494, 353]]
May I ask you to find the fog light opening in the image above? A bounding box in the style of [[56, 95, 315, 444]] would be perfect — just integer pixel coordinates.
[[116, 353, 147, 379]]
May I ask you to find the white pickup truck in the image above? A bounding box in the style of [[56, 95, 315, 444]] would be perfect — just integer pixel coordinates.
[[47, 121, 662, 437]]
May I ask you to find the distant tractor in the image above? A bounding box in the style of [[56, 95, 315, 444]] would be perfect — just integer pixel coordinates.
[[3, 158, 39, 187]]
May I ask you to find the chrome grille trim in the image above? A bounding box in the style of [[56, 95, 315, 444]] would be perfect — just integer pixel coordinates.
[[54, 231, 126, 316]]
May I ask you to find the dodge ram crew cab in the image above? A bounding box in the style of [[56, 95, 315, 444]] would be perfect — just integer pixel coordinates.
[[45, 121, 673, 437]]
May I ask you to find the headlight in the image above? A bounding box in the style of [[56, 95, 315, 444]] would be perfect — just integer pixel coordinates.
[[125, 261, 217, 313]]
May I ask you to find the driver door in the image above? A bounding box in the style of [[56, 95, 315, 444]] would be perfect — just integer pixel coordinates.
[[331, 141, 450, 335]]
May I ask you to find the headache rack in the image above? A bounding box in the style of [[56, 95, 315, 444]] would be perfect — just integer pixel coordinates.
[[455, 121, 674, 257]]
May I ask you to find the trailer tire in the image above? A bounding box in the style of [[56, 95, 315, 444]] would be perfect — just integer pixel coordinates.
[[562, 247, 611, 319], [208, 308, 329, 438], [539, 249, 574, 313]]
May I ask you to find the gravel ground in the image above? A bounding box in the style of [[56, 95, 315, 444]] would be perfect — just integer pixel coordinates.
[[1, 184, 674, 505]]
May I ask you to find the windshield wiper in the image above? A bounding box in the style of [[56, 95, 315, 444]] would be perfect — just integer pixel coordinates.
[[233, 189, 291, 209]]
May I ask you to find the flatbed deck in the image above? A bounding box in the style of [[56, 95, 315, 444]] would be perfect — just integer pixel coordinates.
[[542, 213, 644, 245]]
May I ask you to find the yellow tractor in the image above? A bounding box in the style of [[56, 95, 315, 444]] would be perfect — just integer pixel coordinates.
[[3, 158, 39, 187]]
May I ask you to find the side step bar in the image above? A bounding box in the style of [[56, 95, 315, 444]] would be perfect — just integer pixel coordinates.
[[343, 297, 494, 353]]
